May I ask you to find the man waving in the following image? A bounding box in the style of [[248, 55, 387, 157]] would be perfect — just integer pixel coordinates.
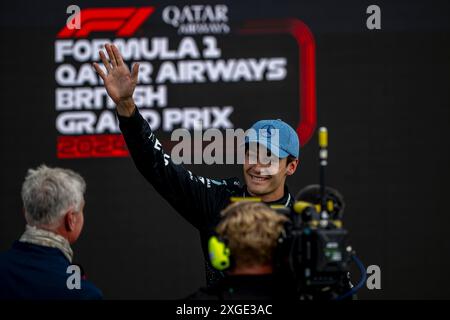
[[93, 44, 300, 285]]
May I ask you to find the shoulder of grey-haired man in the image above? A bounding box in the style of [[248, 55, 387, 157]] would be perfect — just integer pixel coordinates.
[[0, 165, 103, 300]]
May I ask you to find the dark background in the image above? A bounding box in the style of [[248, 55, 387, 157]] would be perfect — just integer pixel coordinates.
[[1, 0, 450, 299]]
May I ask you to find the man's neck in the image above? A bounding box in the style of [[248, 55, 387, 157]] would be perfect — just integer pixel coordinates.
[[20, 225, 73, 262], [228, 265, 273, 276], [39, 224, 70, 243]]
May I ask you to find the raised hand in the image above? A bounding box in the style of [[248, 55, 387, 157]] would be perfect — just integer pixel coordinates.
[[93, 44, 139, 117]]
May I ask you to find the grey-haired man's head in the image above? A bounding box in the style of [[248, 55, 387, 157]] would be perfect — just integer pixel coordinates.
[[21, 165, 86, 243]]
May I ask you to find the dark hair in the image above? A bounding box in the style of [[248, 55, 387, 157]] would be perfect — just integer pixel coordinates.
[[286, 156, 297, 166]]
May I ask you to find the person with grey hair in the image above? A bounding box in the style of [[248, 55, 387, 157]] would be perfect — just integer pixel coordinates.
[[0, 165, 102, 299]]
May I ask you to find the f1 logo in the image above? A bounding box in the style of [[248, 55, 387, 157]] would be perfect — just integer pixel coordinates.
[[57, 7, 155, 38]]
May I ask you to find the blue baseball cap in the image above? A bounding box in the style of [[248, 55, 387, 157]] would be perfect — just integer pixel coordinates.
[[245, 119, 300, 158]]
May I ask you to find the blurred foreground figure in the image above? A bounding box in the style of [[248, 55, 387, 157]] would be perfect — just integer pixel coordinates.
[[188, 202, 294, 300], [0, 165, 102, 300]]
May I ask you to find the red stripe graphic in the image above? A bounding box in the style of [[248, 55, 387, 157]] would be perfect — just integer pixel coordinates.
[[57, 7, 155, 38], [239, 19, 316, 146]]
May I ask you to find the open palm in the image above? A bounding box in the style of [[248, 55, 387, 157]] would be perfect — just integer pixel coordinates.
[[93, 44, 139, 105]]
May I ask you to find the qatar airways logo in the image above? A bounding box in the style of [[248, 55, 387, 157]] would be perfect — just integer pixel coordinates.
[[162, 4, 230, 34]]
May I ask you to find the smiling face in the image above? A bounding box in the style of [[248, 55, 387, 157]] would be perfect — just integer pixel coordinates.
[[243, 145, 298, 202]]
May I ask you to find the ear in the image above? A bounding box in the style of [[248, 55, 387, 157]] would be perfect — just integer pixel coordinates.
[[22, 208, 29, 224], [64, 210, 76, 232], [286, 159, 299, 176]]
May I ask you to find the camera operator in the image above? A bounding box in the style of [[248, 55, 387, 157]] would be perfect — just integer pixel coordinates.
[[187, 201, 295, 300]]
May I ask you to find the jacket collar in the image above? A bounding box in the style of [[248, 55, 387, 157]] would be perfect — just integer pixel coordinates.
[[19, 225, 73, 262]]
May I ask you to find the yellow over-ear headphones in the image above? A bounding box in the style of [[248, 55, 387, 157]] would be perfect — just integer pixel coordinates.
[[208, 235, 231, 271]]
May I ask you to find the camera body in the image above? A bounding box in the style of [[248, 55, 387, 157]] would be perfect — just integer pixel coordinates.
[[273, 185, 353, 299]]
